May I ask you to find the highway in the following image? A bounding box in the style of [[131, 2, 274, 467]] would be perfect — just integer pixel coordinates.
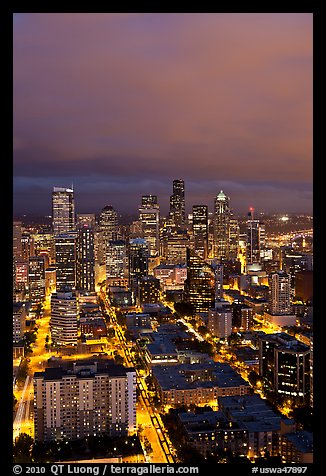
[[13, 375, 33, 440], [100, 290, 176, 464]]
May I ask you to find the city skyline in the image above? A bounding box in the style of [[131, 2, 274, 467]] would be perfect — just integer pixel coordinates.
[[13, 13, 312, 216]]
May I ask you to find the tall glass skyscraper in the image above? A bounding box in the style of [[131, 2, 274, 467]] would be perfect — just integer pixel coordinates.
[[192, 205, 208, 259], [52, 187, 75, 235], [246, 207, 265, 266], [139, 195, 160, 257], [170, 179, 185, 227], [213, 190, 230, 260], [76, 224, 95, 292]]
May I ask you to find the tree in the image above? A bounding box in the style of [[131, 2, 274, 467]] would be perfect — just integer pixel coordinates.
[[13, 433, 34, 463], [197, 325, 209, 337], [16, 359, 29, 383], [248, 370, 260, 388], [174, 301, 195, 317], [292, 405, 313, 431], [114, 354, 125, 365]]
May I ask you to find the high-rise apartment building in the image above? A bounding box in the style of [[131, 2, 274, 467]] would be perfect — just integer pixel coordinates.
[[258, 333, 310, 404], [213, 191, 230, 260], [52, 187, 75, 235], [208, 302, 233, 339], [50, 287, 78, 347], [192, 205, 208, 259], [268, 271, 291, 315], [76, 225, 95, 292], [185, 248, 215, 312], [170, 179, 185, 227], [139, 195, 160, 257], [34, 359, 137, 442], [55, 234, 77, 290], [138, 276, 160, 304]]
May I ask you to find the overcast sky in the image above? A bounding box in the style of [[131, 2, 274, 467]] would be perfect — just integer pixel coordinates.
[[13, 13, 312, 217]]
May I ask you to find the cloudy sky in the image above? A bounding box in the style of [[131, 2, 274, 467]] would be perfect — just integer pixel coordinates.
[[13, 13, 312, 217]]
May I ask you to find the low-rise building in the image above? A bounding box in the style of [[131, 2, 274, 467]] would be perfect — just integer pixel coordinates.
[[218, 394, 282, 458], [153, 362, 250, 407], [281, 430, 313, 463]]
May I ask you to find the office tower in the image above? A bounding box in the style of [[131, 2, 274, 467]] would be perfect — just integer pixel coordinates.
[[28, 256, 46, 305], [229, 216, 240, 260], [170, 179, 185, 227], [32, 233, 55, 265], [76, 213, 96, 228], [13, 220, 22, 259], [106, 240, 127, 279], [21, 232, 35, 261], [212, 262, 223, 300], [50, 287, 78, 347], [185, 248, 215, 312], [55, 234, 76, 290], [128, 238, 149, 302], [141, 195, 158, 207], [246, 208, 265, 266], [160, 227, 190, 265], [13, 302, 27, 343], [208, 302, 233, 339], [139, 195, 160, 257], [14, 259, 29, 293], [52, 187, 75, 235], [34, 359, 136, 442], [98, 205, 118, 265], [139, 276, 160, 304], [192, 205, 208, 259], [213, 190, 230, 260], [258, 334, 310, 404], [268, 270, 291, 315], [76, 225, 95, 292]]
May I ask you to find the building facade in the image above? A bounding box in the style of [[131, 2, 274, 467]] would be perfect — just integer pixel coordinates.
[[33, 360, 136, 442], [52, 187, 75, 235]]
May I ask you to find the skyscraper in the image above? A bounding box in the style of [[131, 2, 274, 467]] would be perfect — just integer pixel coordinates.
[[268, 270, 291, 315], [28, 256, 46, 305], [139, 195, 160, 256], [128, 238, 149, 303], [50, 287, 78, 347], [52, 187, 75, 235], [229, 216, 240, 260], [13, 220, 22, 259], [106, 240, 128, 280], [185, 248, 215, 312], [246, 208, 265, 267], [192, 205, 208, 259], [76, 224, 95, 292], [34, 360, 136, 442], [213, 191, 230, 260], [170, 179, 185, 227], [55, 234, 76, 290], [98, 205, 118, 265]]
